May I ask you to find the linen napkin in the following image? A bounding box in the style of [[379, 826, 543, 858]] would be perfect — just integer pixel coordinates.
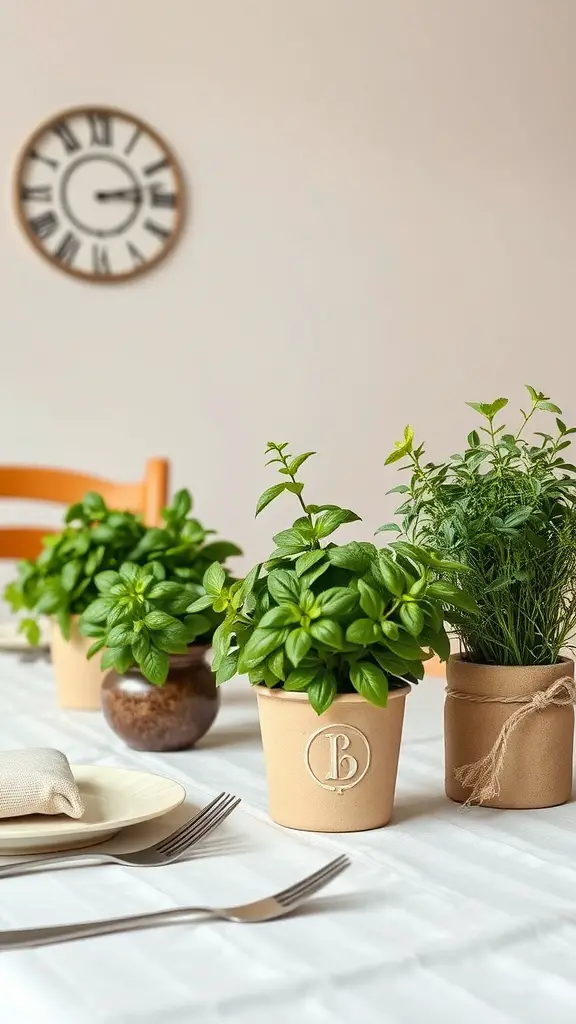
[[0, 748, 85, 819]]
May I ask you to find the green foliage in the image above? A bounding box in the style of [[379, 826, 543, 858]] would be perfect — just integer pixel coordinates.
[[5, 490, 241, 658], [200, 441, 474, 714], [384, 385, 576, 666]]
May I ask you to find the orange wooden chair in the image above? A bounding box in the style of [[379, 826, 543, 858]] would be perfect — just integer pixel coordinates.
[[0, 459, 169, 561]]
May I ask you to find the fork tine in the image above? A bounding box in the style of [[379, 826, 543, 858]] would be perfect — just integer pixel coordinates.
[[168, 797, 241, 857], [278, 857, 350, 908], [157, 793, 233, 856], [279, 858, 350, 907], [164, 796, 240, 858], [275, 855, 350, 905], [155, 793, 229, 854]]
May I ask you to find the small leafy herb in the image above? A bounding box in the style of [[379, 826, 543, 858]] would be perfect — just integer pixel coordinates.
[[5, 490, 241, 665], [78, 490, 241, 684], [198, 442, 475, 713], [384, 386, 576, 666]]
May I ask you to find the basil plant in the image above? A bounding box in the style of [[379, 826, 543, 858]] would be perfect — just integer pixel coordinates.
[[193, 443, 477, 714]]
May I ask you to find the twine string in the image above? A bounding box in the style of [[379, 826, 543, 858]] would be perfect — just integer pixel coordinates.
[[446, 676, 576, 806]]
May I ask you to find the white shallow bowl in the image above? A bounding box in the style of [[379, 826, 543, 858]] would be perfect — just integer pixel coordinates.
[[0, 765, 186, 855]]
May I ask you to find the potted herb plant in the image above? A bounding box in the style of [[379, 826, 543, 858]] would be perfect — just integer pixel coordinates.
[[196, 442, 471, 832], [79, 490, 241, 751], [4, 492, 143, 709], [385, 386, 576, 809]]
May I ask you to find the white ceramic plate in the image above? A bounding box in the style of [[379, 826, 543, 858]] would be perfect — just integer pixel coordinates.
[[0, 765, 186, 855], [0, 620, 50, 651]]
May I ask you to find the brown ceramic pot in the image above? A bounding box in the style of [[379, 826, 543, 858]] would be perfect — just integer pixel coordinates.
[[256, 683, 410, 832], [51, 616, 114, 710], [445, 655, 575, 809], [101, 646, 220, 751]]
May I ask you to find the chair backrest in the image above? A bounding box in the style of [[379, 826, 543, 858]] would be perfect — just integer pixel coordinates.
[[0, 458, 169, 560]]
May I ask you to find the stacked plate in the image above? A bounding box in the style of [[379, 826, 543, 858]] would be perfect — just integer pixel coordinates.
[[0, 766, 186, 856]]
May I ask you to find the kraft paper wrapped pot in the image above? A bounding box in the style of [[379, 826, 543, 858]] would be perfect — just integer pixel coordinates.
[[445, 655, 575, 809], [256, 683, 410, 832], [51, 617, 114, 710]]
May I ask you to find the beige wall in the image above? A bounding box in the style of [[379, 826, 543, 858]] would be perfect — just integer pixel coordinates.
[[2, 0, 576, 570]]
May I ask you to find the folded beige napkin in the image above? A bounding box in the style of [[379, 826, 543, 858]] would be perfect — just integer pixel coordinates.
[[0, 748, 85, 819]]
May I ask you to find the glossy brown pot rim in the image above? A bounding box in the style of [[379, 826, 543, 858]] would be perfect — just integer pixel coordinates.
[[449, 654, 574, 672], [256, 684, 411, 704]]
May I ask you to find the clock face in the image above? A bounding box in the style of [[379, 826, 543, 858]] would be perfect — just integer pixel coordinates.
[[15, 106, 185, 282]]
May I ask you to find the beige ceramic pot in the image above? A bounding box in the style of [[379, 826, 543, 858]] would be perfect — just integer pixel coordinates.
[[51, 617, 114, 710], [256, 683, 410, 832], [445, 655, 575, 809]]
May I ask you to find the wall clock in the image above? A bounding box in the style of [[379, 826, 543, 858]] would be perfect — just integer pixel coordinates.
[[14, 106, 185, 283]]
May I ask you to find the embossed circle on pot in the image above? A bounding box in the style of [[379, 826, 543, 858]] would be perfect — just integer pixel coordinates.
[[305, 723, 371, 794]]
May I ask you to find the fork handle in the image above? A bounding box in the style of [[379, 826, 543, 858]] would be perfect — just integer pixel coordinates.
[[0, 907, 213, 950], [0, 853, 116, 879]]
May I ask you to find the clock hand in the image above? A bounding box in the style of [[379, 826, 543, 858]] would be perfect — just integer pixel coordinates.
[[94, 188, 143, 202]]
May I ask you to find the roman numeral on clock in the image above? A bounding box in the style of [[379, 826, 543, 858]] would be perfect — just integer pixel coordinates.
[[92, 245, 111, 274], [28, 210, 59, 239], [150, 184, 177, 208], [52, 121, 81, 154], [54, 232, 81, 265], [29, 149, 59, 171], [127, 241, 145, 266], [144, 219, 171, 241], [21, 185, 53, 202], [88, 113, 112, 147], [143, 156, 170, 177]]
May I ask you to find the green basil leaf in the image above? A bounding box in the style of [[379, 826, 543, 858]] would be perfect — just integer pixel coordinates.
[[95, 570, 119, 594], [316, 587, 358, 618], [187, 594, 214, 612], [132, 633, 150, 662], [384, 637, 428, 661], [314, 508, 361, 539], [19, 618, 41, 646], [308, 674, 337, 715], [309, 618, 344, 649], [426, 582, 479, 614], [285, 627, 312, 667], [328, 542, 373, 574], [202, 562, 226, 597], [286, 452, 316, 475], [61, 560, 82, 593], [183, 614, 211, 639], [295, 550, 326, 577], [349, 662, 389, 707], [380, 620, 400, 640], [357, 580, 384, 619], [237, 628, 289, 672], [255, 483, 287, 516], [267, 569, 301, 604], [118, 562, 140, 585], [378, 556, 405, 598], [81, 597, 113, 624], [259, 604, 301, 628], [267, 647, 286, 681], [141, 647, 169, 685], [345, 618, 381, 645], [86, 638, 105, 659], [215, 651, 239, 684], [144, 610, 178, 630], [284, 666, 318, 691], [399, 602, 425, 637], [107, 623, 134, 647]]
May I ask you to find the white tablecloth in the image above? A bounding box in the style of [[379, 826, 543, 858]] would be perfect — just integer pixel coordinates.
[[2, 653, 576, 1024]]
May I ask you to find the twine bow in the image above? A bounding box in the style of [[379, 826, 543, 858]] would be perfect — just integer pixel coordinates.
[[446, 675, 576, 806]]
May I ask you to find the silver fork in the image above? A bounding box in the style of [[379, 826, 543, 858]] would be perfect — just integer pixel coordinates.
[[0, 854, 350, 950], [0, 792, 240, 879]]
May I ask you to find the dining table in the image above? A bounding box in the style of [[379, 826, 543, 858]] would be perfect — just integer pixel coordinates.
[[1, 650, 576, 1024]]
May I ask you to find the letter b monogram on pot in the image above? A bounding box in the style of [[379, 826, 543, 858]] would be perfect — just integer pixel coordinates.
[[305, 723, 371, 794]]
